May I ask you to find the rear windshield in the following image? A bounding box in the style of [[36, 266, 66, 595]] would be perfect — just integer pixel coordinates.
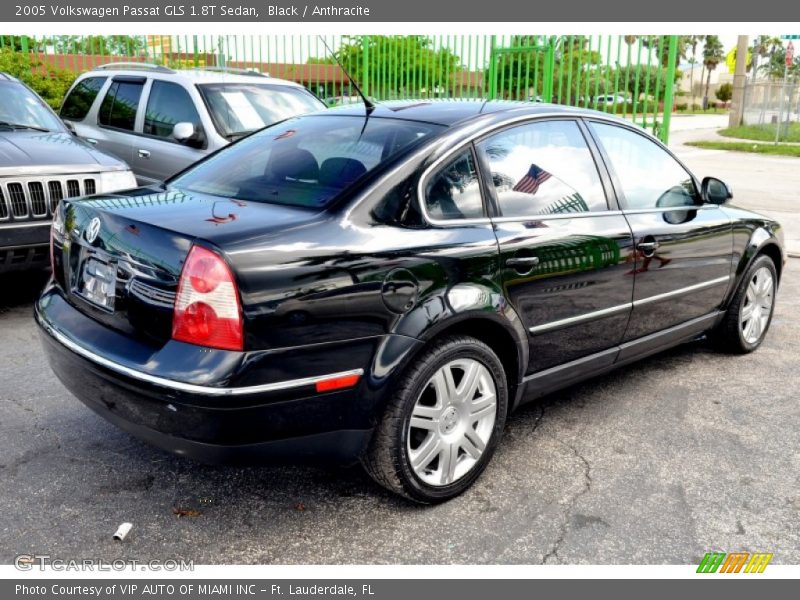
[[198, 83, 325, 138], [169, 115, 444, 209]]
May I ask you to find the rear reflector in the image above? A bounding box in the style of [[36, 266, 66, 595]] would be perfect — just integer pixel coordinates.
[[315, 373, 361, 393], [172, 245, 243, 351]]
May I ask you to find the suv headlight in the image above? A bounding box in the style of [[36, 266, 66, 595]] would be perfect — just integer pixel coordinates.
[[98, 170, 137, 193]]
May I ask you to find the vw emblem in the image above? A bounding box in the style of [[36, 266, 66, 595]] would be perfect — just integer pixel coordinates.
[[85, 217, 101, 244]]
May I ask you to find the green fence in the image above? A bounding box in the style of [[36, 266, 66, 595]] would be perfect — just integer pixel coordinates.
[[0, 34, 680, 143]]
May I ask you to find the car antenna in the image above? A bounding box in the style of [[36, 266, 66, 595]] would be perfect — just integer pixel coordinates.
[[318, 36, 375, 114]]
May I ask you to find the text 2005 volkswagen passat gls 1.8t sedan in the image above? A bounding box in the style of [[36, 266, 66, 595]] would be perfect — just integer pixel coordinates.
[[37, 101, 784, 503]]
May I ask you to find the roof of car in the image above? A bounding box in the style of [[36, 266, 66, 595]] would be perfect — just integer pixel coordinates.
[[80, 65, 304, 88], [321, 99, 611, 127]]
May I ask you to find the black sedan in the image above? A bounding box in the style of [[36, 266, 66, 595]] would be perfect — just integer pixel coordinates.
[[36, 101, 785, 503]]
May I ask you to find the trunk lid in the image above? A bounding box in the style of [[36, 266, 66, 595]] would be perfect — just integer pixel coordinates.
[[56, 187, 321, 346]]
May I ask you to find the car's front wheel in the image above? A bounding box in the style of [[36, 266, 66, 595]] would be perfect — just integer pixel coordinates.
[[713, 254, 778, 353], [362, 335, 508, 503]]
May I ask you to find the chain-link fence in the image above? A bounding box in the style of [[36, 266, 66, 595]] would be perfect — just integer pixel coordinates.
[[742, 78, 800, 139]]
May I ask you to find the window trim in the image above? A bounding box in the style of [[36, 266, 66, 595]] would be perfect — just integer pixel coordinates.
[[97, 79, 145, 134], [583, 117, 702, 212], [417, 114, 622, 227]]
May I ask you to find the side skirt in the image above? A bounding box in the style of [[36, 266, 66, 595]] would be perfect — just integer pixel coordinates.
[[516, 311, 724, 407]]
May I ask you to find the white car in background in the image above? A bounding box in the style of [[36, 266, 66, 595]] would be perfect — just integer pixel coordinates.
[[60, 64, 326, 186]]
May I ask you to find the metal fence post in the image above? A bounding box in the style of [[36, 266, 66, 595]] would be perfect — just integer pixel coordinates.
[[361, 35, 370, 96], [659, 35, 679, 145], [488, 35, 498, 100]]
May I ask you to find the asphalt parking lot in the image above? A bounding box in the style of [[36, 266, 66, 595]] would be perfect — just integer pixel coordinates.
[[2, 127, 800, 565], [1, 254, 798, 565]]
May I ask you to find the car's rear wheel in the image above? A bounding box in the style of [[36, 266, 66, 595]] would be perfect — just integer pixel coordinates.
[[713, 254, 777, 353], [362, 335, 508, 503]]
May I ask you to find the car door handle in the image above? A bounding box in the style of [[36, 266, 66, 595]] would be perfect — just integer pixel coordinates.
[[85, 138, 98, 145], [637, 241, 659, 254], [138, 149, 151, 159], [506, 256, 540, 267]]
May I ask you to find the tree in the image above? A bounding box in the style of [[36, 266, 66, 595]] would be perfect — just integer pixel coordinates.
[[685, 35, 702, 100], [702, 35, 725, 108], [715, 82, 733, 103], [310, 36, 463, 99], [752, 35, 783, 81], [0, 48, 76, 109], [758, 45, 800, 79], [46, 35, 145, 55]]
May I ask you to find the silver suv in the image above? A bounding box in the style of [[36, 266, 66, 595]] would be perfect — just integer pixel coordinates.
[[60, 64, 327, 186]]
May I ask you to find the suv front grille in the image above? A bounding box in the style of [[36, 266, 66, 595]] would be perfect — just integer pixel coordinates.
[[0, 176, 98, 222]]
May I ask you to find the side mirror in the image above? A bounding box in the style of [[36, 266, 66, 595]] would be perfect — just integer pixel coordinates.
[[62, 119, 76, 135], [172, 122, 195, 142], [701, 176, 733, 205]]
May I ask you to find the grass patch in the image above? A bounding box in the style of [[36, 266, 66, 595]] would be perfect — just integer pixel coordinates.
[[685, 140, 800, 157], [718, 122, 800, 143]]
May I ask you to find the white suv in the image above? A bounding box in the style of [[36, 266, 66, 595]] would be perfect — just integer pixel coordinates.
[[60, 64, 326, 186]]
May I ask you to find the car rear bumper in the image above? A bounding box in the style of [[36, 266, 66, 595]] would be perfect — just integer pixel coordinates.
[[34, 286, 394, 465]]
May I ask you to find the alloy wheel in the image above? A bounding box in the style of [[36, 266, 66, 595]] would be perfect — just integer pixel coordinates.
[[739, 266, 775, 345], [406, 358, 497, 487]]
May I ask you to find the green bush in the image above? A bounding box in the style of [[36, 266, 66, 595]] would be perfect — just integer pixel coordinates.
[[0, 48, 76, 110], [715, 83, 733, 103], [675, 102, 688, 111]]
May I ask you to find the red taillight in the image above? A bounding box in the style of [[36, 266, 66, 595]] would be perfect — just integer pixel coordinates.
[[172, 245, 243, 351]]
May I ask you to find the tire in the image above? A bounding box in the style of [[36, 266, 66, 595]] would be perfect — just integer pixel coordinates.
[[362, 335, 508, 503], [712, 254, 778, 353]]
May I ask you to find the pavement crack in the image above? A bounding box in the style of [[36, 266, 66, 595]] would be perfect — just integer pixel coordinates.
[[541, 439, 592, 565]]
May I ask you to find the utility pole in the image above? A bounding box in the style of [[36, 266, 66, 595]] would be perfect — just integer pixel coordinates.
[[729, 35, 749, 128]]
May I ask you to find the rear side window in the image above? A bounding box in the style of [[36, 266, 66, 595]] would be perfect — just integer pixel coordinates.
[[588, 122, 697, 210], [144, 81, 202, 140], [424, 150, 484, 220], [477, 120, 608, 217], [61, 77, 106, 120], [98, 80, 144, 131]]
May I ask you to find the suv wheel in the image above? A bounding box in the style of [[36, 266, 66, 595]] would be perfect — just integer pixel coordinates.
[[363, 335, 508, 503]]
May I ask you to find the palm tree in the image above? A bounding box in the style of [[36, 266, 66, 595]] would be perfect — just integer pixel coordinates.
[[686, 35, 702, 103], [751, 35, 782, 82], [702, 35, 725, 109]]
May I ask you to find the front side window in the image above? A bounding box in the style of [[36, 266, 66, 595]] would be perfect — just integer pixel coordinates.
[[61, 76, 107, 121], [170, 115, 443, 209], [198, 83, 325, 139], [477, 120, 608, 218], [424, 150, 484, 220], [589, 122, 697, 210], [98, 80, 144, 131], [144, 81, 202, 140]]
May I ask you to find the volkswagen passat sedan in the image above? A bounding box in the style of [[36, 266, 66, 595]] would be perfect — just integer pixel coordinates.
[[36, 101, 785, 503]]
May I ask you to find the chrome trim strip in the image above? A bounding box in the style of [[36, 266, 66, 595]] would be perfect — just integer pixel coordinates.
[[528, 275, 731, 334], [0, 221, 52, 229], [632, 275, 731, 307], [40, 319, 364, 397], [528, 302, 632, 334]]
